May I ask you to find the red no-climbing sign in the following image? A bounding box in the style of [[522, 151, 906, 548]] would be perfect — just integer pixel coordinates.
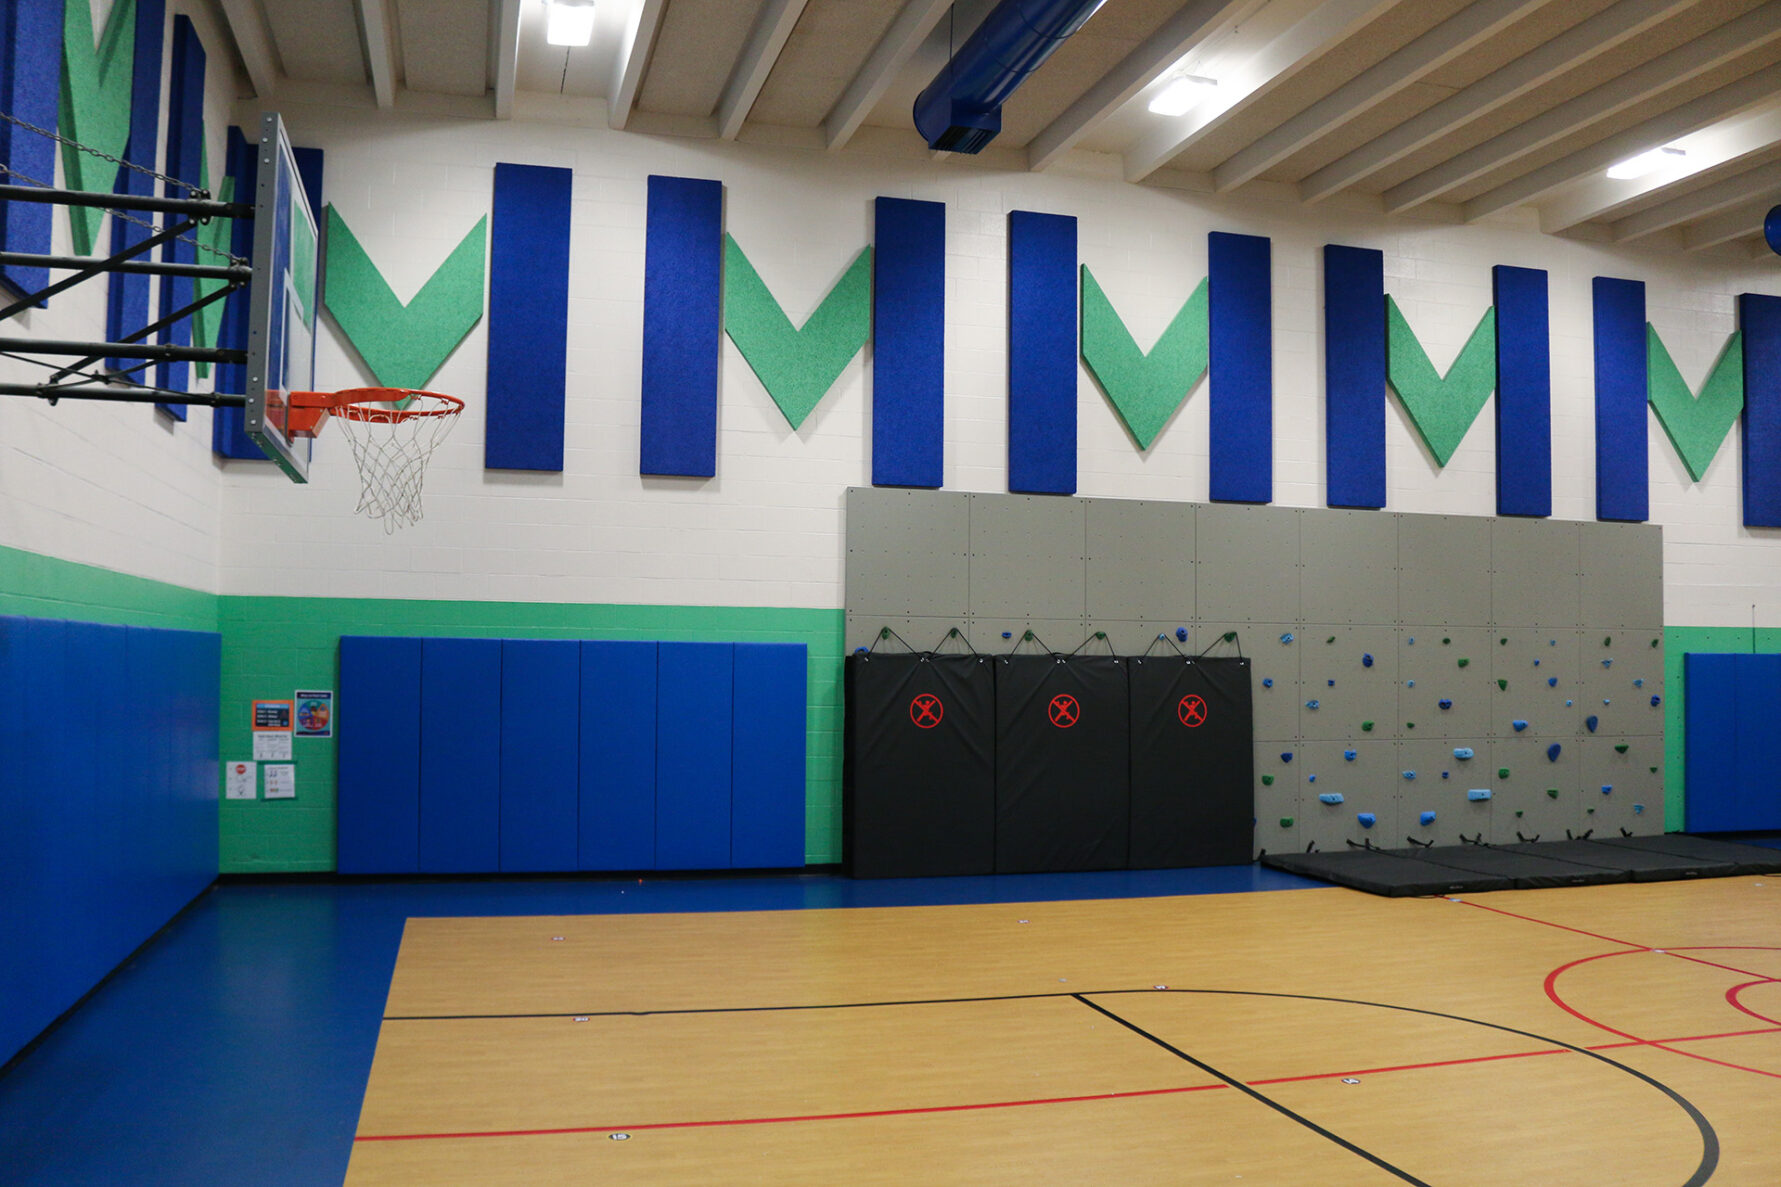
[[1178, 694, 1208, 727], [1048, 694, 1080, 728], [910, 693, 944, 729]]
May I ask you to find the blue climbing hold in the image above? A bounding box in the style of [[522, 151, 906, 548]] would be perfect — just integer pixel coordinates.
[[1633, 678, 1644, 688], [1603, 698, 1611, 706], [1602, 658, 1612, 668], [1566, 699, 1574, 707], [1403, 770, 1417, 780], [1002, 632, 1012, 639], [854, 647, 869, 655], [1409, 637, 1415, 645], [1262, 678, 1274, 688], [1358, 813, 1376, 828], [1602, 785, 1613, 795], [1651, 695, 1662, 707], [1453, 747, 1474, 760], [1362, 653, 1374, 668], [1634, 804, 1644, 815], [1549, 640, 1556, 646], [1548, 676, 1558, 687], [1328, 679, 1336, 687], [1176, 627, 1189, 642], [1442, 771, 1450, 779], [1534, 659, 1540, 667], [1281, 752, 1294, 763], [1344, 749, 1357, 761], [1420, 811, 1437, 826], [1281, 632, 1294, 644], [1308, 774, 1317, 783], [1319, 792, 1344, 805], [1468, 789, 1492, 801], [1306, 699, 1320, 710], [1585, 716, 1598, 733], [1512, 719, 1528, 732], [1439, 699, 1453, 710], [1547, 743, 1561, 762], [1407, 679, 1415, 688]]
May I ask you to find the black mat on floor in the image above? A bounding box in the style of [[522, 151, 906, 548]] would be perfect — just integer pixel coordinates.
[[1260, 834, 1767, 895]]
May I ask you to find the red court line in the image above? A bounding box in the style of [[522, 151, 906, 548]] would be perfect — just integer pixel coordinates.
[[1662, 948, 1781, 981], [1449, 898, 1647, 948], [1726, 981, 1781, 1028], [353, 1022, 1781, 1144]]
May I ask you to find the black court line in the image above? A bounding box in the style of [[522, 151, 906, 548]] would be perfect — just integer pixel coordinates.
[[1072, 993, 1429, 1186], [379, 986, 1720, 1184]]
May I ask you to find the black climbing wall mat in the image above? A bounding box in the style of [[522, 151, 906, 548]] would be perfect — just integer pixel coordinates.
[[1498, 839, 1736, 883], [1595, 833, 1781, 876], [994, 654, 1130, 873], [1259, 849, 1508, 896], [844, 652, 997, 878], [1127, 655, 1254, 869], [1393, 844, 1632, 889]]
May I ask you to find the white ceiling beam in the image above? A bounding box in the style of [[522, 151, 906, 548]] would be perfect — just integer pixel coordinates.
[[824, 0, 952, 152], [610, 0, 668, 131], [1123, 0, 1401, 186], [492, 0, 522, 120], [1299, 0, 1673, 204], [1613, 158, 1781, 244], [1213, 0, 1544, 194], [717, 0, 810, 141], [216, 0, 279, 99], [1541, 102, 1781, 235], [1027, 0, 1243, 173], [1383, 4, 1781, 214], [356, 0, 397, 108], [1684, 201, 1779, 252], [1466, 61, 1781, 222]]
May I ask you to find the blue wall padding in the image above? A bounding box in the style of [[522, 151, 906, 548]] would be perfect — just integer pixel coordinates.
[[0, 616, 218, 1067], [655, 642, 734, 868], [487, 163, 572, 471], [872, 196, 945, 488], [1686, 652, 1781, 831], [1209, 231, 1273, 503], [1323, 244, 1385, 508], [292, 146, 325, 230], [499, 640, 580, 871], [107, 0, 165, 376], [155, 16, 206, 406], [336, 636, 422, 874], [1740, 292, 1781, 527], [213, 127, 265, 458], [0, 0, 62, 300], [418, 638, 502, 872], [730, 643, 807, 867], [580, 641, 658, 870], [640, 175, 723, 477], [1007, 209, 1077, 494], [1593, 277, 1648, 522], [1492, 264, 1552, 517]]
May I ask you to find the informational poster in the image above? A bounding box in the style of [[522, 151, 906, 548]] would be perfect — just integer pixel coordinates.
[[253, 731, 292, 761], [225, 761, 257, 801], [252, 700, 294, 761], [294, 690, 334, 738], [252, 700, 293, 731], [263, 763, 296, 800]]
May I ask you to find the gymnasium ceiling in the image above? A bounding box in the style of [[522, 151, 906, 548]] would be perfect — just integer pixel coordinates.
[[219, 0, 1781, 258]]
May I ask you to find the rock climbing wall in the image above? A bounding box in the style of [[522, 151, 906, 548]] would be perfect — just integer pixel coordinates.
[[843, 490, 1666, 858]]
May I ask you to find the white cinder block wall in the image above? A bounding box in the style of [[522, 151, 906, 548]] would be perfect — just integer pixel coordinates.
[[214, 101, 1781, 628]]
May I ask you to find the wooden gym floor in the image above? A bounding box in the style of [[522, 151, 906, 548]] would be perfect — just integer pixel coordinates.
[[345, 878, 1779, 1185]]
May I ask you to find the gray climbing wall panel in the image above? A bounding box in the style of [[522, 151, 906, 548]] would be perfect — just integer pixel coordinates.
[[843, 489, 1665, 858]]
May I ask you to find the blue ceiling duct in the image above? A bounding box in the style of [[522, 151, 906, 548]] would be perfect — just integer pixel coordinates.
[[913, 0, 1108, 154]]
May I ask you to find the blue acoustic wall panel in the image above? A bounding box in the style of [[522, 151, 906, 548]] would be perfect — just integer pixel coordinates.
[[155, 16, 205, 406], [580, 641, 658, 870], [0, 616, 64, 1064], [1323, 245, 1385, 509], [1007, 210, 1077, 494], [1593, 277, 1648, 522], [106, 0, 165, 376], [872, 196, 945, 488], [0, 0, 62, 300], [640, 175, 723, 477], [730, 643, 807, 868], [337, 636, 422, 873], [419, 638, 502, 873], [487, 163, 572, 471], [212, 127, 265, 458], [655, 642, 734, 869], [1686, 653, 1781, 832], [292, 146, 324, 232], [499, 640, 580, 871], [1208, 231, 1272, 504], [1741, 292, 1781, 528], [1492, 264, 1552, 517]]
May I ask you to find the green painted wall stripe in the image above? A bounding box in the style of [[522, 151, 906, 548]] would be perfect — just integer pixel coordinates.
[[0, 544, 217, 630]]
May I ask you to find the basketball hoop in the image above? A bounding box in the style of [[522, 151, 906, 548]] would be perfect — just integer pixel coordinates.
[[289, 388, 463, 531]]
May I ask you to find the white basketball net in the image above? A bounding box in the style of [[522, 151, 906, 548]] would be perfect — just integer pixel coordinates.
[[332, 392, 462, 532]]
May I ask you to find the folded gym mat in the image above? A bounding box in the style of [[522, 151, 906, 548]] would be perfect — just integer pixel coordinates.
[[1591, 834, 1781, 877], [1384, 844, 1633, 890], [1497, 839, 1736, 883], [1259, 849, 1509, 896]]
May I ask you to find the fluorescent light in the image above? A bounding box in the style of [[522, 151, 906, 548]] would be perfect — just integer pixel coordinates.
[[546, 0, 596, 47], [1606, 145, 1685, 181], [1147, 75, 1217, 118]]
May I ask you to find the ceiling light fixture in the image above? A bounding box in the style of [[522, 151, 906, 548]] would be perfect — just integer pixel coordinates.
[[1147, 74, 1218, 118], [1605, 145, 1685, 181], [546, 0, 596, 48]]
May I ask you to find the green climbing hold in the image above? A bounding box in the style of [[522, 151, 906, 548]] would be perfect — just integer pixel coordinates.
[[1649, 766, 1658, 774], [1280, 817, 1294, 827], [1406, 721, 1415, 729], [1615, 743, 1629, 754], [1650, 638, 1659, 648], [1326, 635, 1335, 644], [1457, 657, 1470, 668], [1587, 807, 1596, 815], [1497, 767, 1510, 778], [1361, 720, 1374, 732], [1546, 788, 1560, 799], [1515, 810, 1524, 818], [1443, 637, 1451, 645], [1223, 631, 1237, 642], [1603, 635, 1612, 647], [1261, 775, 1274, 785], [1497, 678, 1507, 690], [1499, 637, 1508, 645]]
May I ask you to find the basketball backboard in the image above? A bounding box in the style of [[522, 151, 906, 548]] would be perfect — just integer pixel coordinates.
[[243, 112, 320, 482]]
